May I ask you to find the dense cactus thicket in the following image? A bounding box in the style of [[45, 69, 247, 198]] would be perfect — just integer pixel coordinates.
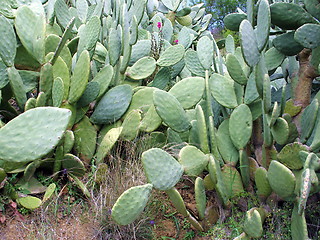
[[0, 0, 320, 239]]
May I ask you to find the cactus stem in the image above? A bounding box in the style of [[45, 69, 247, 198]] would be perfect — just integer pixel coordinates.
[[295, 49, 319, 108]]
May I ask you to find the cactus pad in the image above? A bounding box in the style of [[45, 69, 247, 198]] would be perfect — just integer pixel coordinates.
[[195, 177, 206, 220], [0, 15, 16, 67], [267, 160, 296, 199], [17, 196, 42, 210], [240, 20, 260, 67], [277, 142, 308, 170], [0, 107, 71, 163], [157, 44, 185, 67], [255, 167, 272, 199], [209, 73, 238, 109], [295, 24, 320, 49], [229, 104, 253, 150], [91, 85, 133, 124], [179, 145, 209, 176], [243, 209, 263, 238], [142, 148, 183, 190], [126, 57, 156, 80], [111, 184, 153, 225], [270, 2, 316, 30], [153, 89, 190, 133], [168, 77, 205, 109], [216, 119, 239, 165]]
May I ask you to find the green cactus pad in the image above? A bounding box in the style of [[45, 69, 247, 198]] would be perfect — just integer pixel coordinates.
[[157, 44, 185, 67], [270, 2, 316, 30], [185, 49, 206, 77], [111, 184, 153, 225], [304, 0, 320, 20], [45, 34, 72, 69], [107, 28, 121, 66], [301, 98, 318, 143], [283, 99, 302, 117], [139, 105, 162, 132], [221, 165, 244, 198], [298, 168, 312, 215], [295, 24, 320, 49], [204, 174, 215, 190], [61, 154, 85, 178], [42, 183, 56, 203], [196, 36, 213, 70], [277, 142, 308, 170], [291, 203, 308, 240], [244, 73, 259, 105], [77, 16, 101, 54], [142, 148, 183, 190], [17, 196, 42, 210], [265, 47, 285, 71], [129, 40, 151, 66], [68, 50, 90, 104], [0, 107, 71, 163], [239, 150, 250, 189], [273, 32, 304, 56], [92, 65, 113, 99], [267, 160, 296, 199], [271, 117, 289, 145], [216, 119, 239, 165], [52, 56, 70, 100], [255, 167, 272, 199], [256, 0, 270, 52], [209, 73, 238, 109], [95, 127, 122, 164], [226, 54, 248, 85], [52, 77, 64, 107], [243, 209, 263, 238], [179, 145, 209, 176], [120, 110, 141, 141], [168, 77, 205, 109], [0, 168, 6, 183], [0, 16, 16, 67], [195, 105, 210, 154], [153, 89, 190, 133], [126, 57, 156, 80], [148, 67, 171, 90], [60, 103, 76, 129], [240, 20, 260, 67], [7, 67, 27, 109], [91, 85, 133, 124], [77, 81, 100, 108], [223, 13, 247, 31], [63, 130, 74, 154], [229, 104, 252, 150], [73, 116, 97, 164], [15, 5, 46, 64], [41, 64, 54, 99], [225, 35, 235, 54], [165, 188, 189, 217], [195, 177, 206, 220]]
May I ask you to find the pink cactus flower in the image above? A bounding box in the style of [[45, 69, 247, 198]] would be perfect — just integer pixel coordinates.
[[157, 22, 162, 29], [174, 39, 179, 44]]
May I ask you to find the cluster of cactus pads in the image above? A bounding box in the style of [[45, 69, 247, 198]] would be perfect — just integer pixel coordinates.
[[0, 0, 320, 238]]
